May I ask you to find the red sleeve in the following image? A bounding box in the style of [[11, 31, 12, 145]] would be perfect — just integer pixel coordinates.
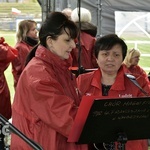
[[0, 37, 18, 71], [0, 37, 18, 63]]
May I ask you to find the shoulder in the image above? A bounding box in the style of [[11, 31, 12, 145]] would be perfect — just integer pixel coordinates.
[[77, 71, 95, 82], [15, 41, 30, 51], [76, 71, 95, 95], [80, 32, 96, 41], [77, 70, 97, 88], [80, 32, 96, 49], [136, 65, 147, 73], [21, 58, 56, 88]]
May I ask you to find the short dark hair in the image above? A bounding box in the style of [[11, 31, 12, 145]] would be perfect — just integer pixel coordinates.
[[39, 11, 78, 47], [94, 34, 127, 60]]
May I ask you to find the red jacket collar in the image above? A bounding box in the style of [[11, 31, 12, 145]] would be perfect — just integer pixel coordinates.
[[91, 65, 127, 91]]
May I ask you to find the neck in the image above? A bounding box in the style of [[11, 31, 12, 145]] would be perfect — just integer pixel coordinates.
[[25, 36, 39, 47], [101, 71, 117, 85]]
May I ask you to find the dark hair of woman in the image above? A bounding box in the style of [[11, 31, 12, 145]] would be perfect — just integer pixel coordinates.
[[25, 11, 78, 66], [94, 34, 127, 60]]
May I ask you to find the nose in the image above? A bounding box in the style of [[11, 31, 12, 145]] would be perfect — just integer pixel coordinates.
[[35, 29, 38, 33], [70, 39, 76, 49], [107, 54, 114, 61]]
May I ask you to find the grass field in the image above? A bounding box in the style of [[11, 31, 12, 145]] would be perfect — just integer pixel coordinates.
[[1, 30, 150, 103], [5, 64, 15, 103]]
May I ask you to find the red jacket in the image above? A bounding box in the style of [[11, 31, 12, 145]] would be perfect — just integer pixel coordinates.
[[12, 41, 33, 89], [0, 38, 18, 119], [11, 45, 88, 150], [77, 66, 150, 150], [128, 65, 149, 84], [71, 32, 98, 69]]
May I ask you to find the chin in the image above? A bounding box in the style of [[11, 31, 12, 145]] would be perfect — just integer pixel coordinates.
[[64, 55, 69, 59]]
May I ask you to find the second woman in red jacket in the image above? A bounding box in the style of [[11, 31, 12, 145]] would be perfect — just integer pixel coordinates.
[[77, 34, 150, 150], [12, 19, 39, 89]]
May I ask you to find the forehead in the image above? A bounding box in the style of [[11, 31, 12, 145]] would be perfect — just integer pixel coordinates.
[[57, 30, 70, 39], [101, 44, 122, 52], [132, 51, 140, 57]]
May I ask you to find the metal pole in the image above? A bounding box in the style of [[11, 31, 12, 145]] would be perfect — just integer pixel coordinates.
[[97, 0, 102, 37]]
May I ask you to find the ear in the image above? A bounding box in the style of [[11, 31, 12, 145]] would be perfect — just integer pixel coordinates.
[[46, 36, 52, 46], [96, 58, 98, 64], [96, 58, 100, 67]]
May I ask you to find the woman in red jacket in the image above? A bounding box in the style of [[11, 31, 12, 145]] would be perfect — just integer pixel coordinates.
[[12, 19, 39, 89], [77, 34, 150, 150], [0, 37, 18, 150], [11, 12, 88, 150], [123, 48, 149, 84], [70, 7, 98, 71]]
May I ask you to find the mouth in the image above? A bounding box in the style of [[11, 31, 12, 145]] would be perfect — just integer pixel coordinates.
[[67, 50, 72, 54], [66, 51, 71, 54], [106, 64, 114, 67]]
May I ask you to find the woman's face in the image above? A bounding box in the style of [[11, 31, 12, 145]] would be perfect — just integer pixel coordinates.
[[96, 44, 123, 75], [27, 23, 38, 39], [47, 30, 76, 60], [130, 55, 140, 66]]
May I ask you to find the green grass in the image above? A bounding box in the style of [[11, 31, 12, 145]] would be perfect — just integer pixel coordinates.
[[4, 64, 14, 103], [0, 2, 41, 14]]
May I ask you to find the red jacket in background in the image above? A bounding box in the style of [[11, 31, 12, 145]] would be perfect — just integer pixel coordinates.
[[0, 37, 18, 119], [71, 32, 98, 69], [11, 41, 34, 89], [77, 65, 150, 150], [128, 64, 149, 84]]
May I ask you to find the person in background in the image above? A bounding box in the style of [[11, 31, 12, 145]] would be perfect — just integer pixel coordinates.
[[11, 19, 39, 89], [70, 7, 98, 71], [77, 34, 150, 150], [0, 37, 18, 150], [11, 12, 88, 150], [62, 8, 72, 20], [123, 48, 149, 83]]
